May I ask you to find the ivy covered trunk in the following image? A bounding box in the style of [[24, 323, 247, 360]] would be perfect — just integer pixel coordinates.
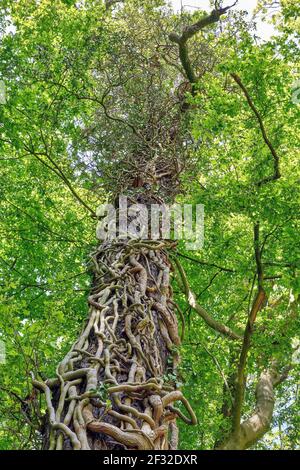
[[35, 194, 195, 450]]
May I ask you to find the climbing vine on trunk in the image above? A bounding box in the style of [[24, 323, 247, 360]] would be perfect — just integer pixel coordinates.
[[34, 196, 196, 450]]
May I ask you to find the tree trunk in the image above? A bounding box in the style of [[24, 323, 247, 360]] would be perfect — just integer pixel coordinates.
[[34, 193, 196, 450]]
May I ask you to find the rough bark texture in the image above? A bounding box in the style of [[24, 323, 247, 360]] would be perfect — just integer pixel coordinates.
[[34, 195, 196, 450], [218, 367, 282, 450]]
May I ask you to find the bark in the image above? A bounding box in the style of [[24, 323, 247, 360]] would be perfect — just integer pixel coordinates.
[[34, 194, 196, 450], [218, 366, 285, 450]]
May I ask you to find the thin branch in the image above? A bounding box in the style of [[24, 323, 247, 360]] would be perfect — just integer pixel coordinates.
[[264, 260, 299, 268], [0, 386, 27, 407], [188, 340, 234, 405], [23, 138, 96, 217], [2, 197, 86, 244], [230, 73, 281, 186], [196, 270, 221, 298], [202, 343, 234, 405], [260, 216, 294, 257], [254, 222, 264, 289], [45, 79, 141, 138], [176, 251, 235, 273], [172, 256, 242, 341]]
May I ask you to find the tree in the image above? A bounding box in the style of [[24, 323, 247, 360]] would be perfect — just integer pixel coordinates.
[[0, 0, 299, 450]]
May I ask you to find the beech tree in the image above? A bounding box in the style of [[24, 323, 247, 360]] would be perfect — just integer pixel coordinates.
[[0, 0, 299, 450]]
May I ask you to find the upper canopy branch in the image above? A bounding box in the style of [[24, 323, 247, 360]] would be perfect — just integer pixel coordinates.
[[231, 73, 281, 186], [169, 2, 237, 84], [105, 0, 123, 9], [169, 2, 237, 45]]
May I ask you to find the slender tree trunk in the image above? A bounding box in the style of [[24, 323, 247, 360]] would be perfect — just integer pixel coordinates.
[[35, 193, 196, 450]]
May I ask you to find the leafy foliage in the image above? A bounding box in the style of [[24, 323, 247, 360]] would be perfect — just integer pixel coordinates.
[[0, 0, 299, 450]]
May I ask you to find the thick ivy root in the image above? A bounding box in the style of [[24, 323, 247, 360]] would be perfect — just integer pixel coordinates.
[[34, 238, 196, 450]]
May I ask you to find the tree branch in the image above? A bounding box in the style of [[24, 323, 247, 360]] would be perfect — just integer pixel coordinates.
[[231, 223, 267, 434], [230, 73, 281, 186], [218, 294, 298, 448], [23, 138, 96, 217], [105, 0, 123, 9], [218, 363, 291, 449], [169, 3, 237, 85], [176, 251, 236, 273], [172, 256, 242, 341]]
